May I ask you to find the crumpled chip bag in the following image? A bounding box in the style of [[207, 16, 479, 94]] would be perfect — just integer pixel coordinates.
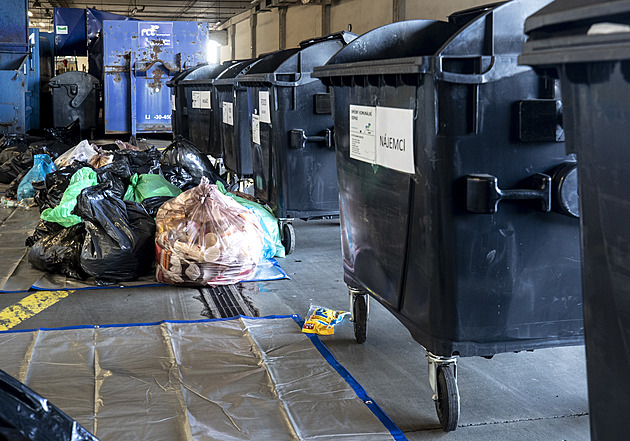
[[155, 177, 264, 286], [302, 305, 350, 336]]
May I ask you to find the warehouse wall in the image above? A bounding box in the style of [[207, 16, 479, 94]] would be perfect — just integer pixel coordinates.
[[286, 5, 323, 49], [219, 0, 492, 62], [233, 19, 252, 60], [330, 0, 393, 36], [256, 8, 280, 56]]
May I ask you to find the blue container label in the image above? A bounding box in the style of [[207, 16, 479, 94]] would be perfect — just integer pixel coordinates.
[[138, 22, 173, 48]]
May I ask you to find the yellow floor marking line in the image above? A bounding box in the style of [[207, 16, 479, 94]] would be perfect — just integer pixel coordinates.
[[0, 291, 72, 331]]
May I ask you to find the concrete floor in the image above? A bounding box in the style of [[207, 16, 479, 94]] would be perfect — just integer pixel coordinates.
[[0, 212, 590, 440]]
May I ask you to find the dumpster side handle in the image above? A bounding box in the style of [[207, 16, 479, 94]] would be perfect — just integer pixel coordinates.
[[289, 128, 333, 149], [465, 173, 552, 214]]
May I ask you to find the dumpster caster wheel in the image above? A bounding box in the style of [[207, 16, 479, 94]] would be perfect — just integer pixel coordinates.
[[435, 364, 459, 431], [351, 291, 368, 344], [281, 223, 295, 255]]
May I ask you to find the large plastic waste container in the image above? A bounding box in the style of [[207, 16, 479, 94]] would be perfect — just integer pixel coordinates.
[[214, 58, 258, 178], [180, 61, 236, 158], [238, 32, 356, 254], [102, 20, 210, 135], [520, 2, 630, 439], [167, 64, 200, 141], [49, 71, 100, 136], [0, 0, 30, 134], [314, 0, 583, 431]]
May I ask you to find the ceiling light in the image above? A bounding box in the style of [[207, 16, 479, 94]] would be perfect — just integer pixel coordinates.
[[44, 8, 52, 18], [27, 10, 33, 17], [39, 22, 45, 27], [33, 0, 42, 8]]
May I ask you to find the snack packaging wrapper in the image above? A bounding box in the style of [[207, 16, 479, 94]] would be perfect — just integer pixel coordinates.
[[302, 305, 350, 336]]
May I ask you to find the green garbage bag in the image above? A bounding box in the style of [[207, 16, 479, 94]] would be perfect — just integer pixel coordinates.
[[40, 168, 98, 227], [216, 181, 285, 259], [123, 173, 182, 203]]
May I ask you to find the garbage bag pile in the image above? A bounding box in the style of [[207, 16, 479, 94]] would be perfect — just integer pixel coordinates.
[[0, 134, 284, 286]]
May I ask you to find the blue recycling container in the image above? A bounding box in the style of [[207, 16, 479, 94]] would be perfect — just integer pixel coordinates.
[[102, 20, 211, 135], [0, 0, 31, 134]]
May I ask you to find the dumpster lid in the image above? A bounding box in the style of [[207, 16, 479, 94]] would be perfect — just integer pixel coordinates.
[[182, 61, 236, 84], [167, 64, 205, 87], [299, 31, 357, 48], [49, 71, 100, 87], [448, 2, 508, 27], [214, 58, 258, 84], [521, 0, 630, 66], [240, 32, 356, 84], [312, 20, 459, 78], [315, 0, 550, 82], [439, 0, 554, 57]]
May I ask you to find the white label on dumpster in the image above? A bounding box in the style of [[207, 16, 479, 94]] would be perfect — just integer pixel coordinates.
[[349, 105, 376, 163], [56, 25, 68, 35], [170, 94, 176, 111], [192, 91, 211, 109], [222, 101, 234, 125], [192, 91, 201, 109], [375, 106, 415, 174], [259, 91, 271, 124], [200, 91, 211, 109], [252, 113, 261, 145]]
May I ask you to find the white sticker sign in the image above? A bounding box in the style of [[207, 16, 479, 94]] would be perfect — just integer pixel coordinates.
[[170, 94, 176, 111], [348, 105, 415, 174], [259, 91, 271, 124], [349, 105, 376, 163], [192, 91, 211, 109], [56, 25, 68, 35], [192, 91, 201, 109], [375, 107, 414, 174], [222, 101, 234, 126], [252, 114, 261, 145], [200, 91, 211, 109]]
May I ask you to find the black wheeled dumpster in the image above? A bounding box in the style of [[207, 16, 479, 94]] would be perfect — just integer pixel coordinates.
[[49, 71, 100, 137], [314, 0, 583, 431], [238, 32, 356, 254], [520, 2, 630, 439], [179, 61, 236, 158], [167, 64, 201, 141], [214, 58, 258, 179]]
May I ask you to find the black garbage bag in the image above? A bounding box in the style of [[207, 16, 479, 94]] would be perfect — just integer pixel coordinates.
[[95, 160, 132, 199], [4, 169, 30, 199], [159, 136, 224, 189], [74, 183, 156, 284], [33, 161, 90, 211], [160, 165, 197, 191], [0, 147, 22, 165], [0, 369, 99, 441], [25, 220, 65, 247], [113, 146, 161, 175], [0, 146, 47, 184], [29, 140, 72, 160], [44, 118, 82, 146], [28, 223, 88, 280], [141, 195, 174, 218], [0, 134, 43, 152]]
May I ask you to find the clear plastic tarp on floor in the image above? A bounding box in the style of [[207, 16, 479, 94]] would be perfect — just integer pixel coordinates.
[[0, 316, 403, 440]]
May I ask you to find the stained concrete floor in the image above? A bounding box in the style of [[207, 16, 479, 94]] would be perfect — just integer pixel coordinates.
[[0, 210, 590, 440]]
